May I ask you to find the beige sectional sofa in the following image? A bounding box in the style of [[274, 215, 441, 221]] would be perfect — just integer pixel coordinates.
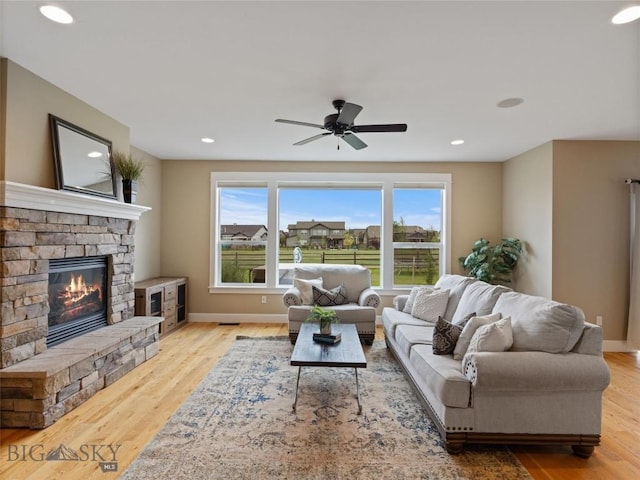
[[382, 274, 611, 457]]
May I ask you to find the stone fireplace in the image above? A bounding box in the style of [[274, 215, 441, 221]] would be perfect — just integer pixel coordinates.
[[0, 181, 160, 428]]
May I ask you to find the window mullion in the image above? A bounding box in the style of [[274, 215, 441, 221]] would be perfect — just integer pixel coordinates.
[[382, 180, 394, 289]]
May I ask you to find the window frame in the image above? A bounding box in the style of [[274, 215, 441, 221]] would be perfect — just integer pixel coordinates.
[[210, 172, 452, 294]]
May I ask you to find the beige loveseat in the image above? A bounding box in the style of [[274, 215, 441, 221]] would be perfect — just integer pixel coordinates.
[[383, 274, 611, 457], [283, 264, 380, 344]]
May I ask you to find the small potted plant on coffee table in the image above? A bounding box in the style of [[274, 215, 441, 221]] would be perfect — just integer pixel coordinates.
[[306, 305, 339, 335]]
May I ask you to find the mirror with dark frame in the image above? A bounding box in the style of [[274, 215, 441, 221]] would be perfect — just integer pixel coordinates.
[[49, 114, 117, 199]]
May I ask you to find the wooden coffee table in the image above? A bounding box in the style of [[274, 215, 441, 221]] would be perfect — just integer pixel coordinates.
[[290, 323, 367, 414]]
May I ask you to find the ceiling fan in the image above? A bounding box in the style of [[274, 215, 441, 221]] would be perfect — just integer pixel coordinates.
[[275, 99, 407, 150]]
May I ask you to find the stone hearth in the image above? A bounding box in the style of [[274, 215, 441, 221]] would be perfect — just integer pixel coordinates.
[[1, 181, 154, 428]]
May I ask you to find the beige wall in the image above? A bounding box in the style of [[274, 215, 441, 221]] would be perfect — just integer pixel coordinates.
[[131, 146, 163, 281], [1, 59, 6, 178], [503, 142, 553, 297], [1, 58, 129, 188], [159, 160, 503, 316], [552, 140, 640, 341]]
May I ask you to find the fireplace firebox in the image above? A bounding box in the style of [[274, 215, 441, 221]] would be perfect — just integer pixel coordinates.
[[48, 256, 109, 347]]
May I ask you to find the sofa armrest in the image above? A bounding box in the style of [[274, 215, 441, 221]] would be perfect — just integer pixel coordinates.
[[283, 287, 303, 307], [393, 294, 410, 312], [358, 287, 380, 308], [462, 351, 610, 392]]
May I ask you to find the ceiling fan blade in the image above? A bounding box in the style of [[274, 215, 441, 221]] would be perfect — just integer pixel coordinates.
[[336, 102, 363, 126], [293, 132, 331, 146], [275, 119, 325, 129], [350, 123, 408, 133], [342, 133, 367, 150]]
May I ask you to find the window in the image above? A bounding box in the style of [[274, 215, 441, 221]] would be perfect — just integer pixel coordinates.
[[216, 186, 268, 285], [393, 188, 443, 286], [210, 172, 451, 292]]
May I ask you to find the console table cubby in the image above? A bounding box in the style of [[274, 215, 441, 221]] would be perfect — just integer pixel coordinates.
[[134, 277, 188, 336]]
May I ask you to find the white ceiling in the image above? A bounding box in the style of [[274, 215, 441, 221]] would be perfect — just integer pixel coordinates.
[[1, 0, 639, 162]]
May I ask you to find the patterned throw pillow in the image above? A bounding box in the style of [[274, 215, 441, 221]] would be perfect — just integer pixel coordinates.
[[465, 316, 513, 355], [403, 286, 434, 313], [411, 289, 450, 323], [312, 284, 348, 306], [293, 277, 323, 305], [432, 316, 463, 355]]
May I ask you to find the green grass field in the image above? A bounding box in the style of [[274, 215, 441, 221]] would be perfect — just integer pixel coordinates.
[[220, 247, 439, 286]]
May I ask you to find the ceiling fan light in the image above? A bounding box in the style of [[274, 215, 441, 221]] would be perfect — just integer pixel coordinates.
[[611, 5, 640, 24], [39, 5, 74, 24]]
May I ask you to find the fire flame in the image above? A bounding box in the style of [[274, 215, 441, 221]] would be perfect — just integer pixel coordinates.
[[60, 274, 102, 305]]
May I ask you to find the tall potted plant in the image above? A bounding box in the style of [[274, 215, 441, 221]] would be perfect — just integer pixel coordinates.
[[112, 151, 145, 204], [459, 237, 523, 285]]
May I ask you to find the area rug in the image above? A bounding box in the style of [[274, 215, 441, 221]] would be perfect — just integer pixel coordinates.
[[122, 337, 532, 479]]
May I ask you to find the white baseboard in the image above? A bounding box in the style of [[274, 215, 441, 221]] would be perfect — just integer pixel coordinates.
[[190, 313, 385, 325], [189, 313, 288, 324], [602, 340, 637, 352]]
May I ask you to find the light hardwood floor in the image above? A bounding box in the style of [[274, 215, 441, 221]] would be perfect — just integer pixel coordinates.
[[1, 322, 638, 480]]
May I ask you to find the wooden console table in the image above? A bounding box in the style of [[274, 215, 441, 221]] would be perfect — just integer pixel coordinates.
[[134, 277, 188, 336]]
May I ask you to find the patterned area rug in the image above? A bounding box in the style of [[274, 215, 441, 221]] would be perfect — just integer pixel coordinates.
[[122, 337, 532, 479]]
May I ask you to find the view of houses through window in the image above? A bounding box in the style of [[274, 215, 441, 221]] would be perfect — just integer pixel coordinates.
[[213, 173, 448, 290]]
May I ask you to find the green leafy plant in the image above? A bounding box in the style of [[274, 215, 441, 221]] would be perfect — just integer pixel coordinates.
[[111, 151, 146, 181], [306, 304, 339, 333], [459, 238, 523, 285]]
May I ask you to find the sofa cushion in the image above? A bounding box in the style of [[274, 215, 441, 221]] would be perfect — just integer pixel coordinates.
[[312, 284, 348, 306], [382, 307, 431, 339], [453, 312, 502, 360], [288, 303, 376, 324], [410, 344, 471, 408], [432, 316, 463, 355], [293, 277, 323, 305], [411, 289, 449, 323], [451, 281, 510, 325], [465, 316, 513, 355], [396, 324, 435, 357], [492, 291, 585, 353], [434, 274, 477, 321], [403, 286, 434, 313]]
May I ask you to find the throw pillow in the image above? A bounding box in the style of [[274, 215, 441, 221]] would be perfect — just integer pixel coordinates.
[[411, 289, 450, 324], [312, 284, 348, 306], [465, 316, 513, 355], [294, 277, 323, 305], [432, 316, 463, 355], [452, 312, 502, 360], [403, 286, 434, 314]]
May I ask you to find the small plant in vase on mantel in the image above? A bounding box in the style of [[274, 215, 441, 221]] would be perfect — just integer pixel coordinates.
[[111, 151, 146, 204], [306, 305, 339, 335]]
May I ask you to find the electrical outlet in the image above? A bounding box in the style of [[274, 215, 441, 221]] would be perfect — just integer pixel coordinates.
[[261, 296, 267, 304], [596, 315, 603, 326]]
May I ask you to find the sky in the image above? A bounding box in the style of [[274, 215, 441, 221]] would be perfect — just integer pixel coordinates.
[[220, 187, 442, 231]]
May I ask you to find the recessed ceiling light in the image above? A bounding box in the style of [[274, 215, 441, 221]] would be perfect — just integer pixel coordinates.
[[201, 137, 215, 143], [612, 5, 640, 24], [87, 151, 102, 158], [39, 5, 74, 24], [450, 139, 465, 146], [497, 97, 524, 108]]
